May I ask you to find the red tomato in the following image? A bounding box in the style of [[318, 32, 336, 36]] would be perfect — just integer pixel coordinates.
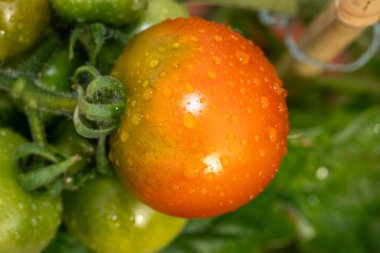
[[110, 17, 289, 218]]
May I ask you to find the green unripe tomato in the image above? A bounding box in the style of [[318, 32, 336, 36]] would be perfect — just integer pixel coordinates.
[[0, 128, 62, 253], [63, 175, 187, 253], [50, 0, 147, 26], [39, 48, 82, 93], [127, 0, 189, 36], [0, 0, 51, 61]]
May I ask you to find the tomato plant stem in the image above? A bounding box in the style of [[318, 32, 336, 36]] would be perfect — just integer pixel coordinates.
[[0, 75, 78, 115], [96, 135, 113, 175], [25, 105, 47, 147]]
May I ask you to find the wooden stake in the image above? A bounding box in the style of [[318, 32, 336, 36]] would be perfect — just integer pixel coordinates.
[[280, 0, 380, 77]]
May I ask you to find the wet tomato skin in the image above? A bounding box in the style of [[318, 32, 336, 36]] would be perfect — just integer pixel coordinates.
[[0, 129, 62, 253], [0, 0, 51, 61], [110, 17, 289, 218], [63, 175, 187, 253]]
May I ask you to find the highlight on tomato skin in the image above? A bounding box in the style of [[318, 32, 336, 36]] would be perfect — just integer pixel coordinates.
[[109, 17, 289, 218]]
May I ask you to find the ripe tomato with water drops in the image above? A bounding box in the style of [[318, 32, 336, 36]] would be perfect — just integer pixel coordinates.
[[110, 17, 289, 218]]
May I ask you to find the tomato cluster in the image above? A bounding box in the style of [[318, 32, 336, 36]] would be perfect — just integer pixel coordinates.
[[0, 0, 288, 252]]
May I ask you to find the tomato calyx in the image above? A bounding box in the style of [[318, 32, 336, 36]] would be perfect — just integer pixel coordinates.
[[72, 65, 126, 139], [69, 23, 129, 66]]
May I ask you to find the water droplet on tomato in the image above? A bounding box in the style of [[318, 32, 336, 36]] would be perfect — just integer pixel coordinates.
[[131, 113, 143, 126], [171, 42, 180, 49], [159, 71, 167, 78], [208, 71, 217, 79], [149, 59, 160, 68], [143, 87, 155, 101], [121, 132, 129, 142], [190, 36, 199, 42], [254, 135, 260, 142], [259, 149, 266, 157], [219, 155, 230, 168], [183, 112, 196, 128], [171, 185, 180, 191], [266, 127, 278, 143], [260, 96, 270, 108], [235, 50, 250, 65], [278, 103, 286, 112], [253, 77, 261, 87], [213, 56, 222, 64], [142, 79, 150, 88], [227, 132, 235, 140], [240, 140, 247, 146], [201, 188, 208, 194], [272, 82, 283, 95], [213, 35, 222, 42]]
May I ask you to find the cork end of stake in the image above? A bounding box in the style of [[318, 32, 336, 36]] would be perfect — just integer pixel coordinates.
[[336, 0, 380, 27]]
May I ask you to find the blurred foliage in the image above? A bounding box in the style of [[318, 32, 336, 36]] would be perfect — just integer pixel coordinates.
[[186, 0, 297, 14], [43, 230, 94, 253]]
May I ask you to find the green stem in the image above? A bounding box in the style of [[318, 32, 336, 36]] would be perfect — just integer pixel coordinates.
[[25, 106, 46, 147], [2, 77, 77, 116], [96, 136, 113, 175]]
